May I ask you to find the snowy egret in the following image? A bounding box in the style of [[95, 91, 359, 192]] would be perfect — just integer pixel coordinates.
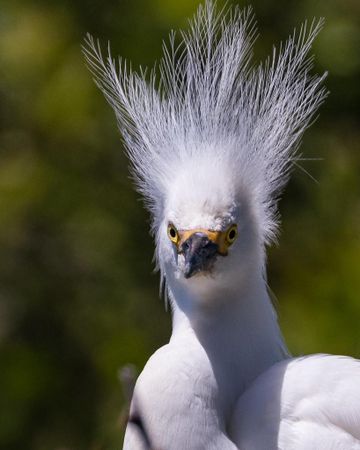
[[84, 2, 360, 448]]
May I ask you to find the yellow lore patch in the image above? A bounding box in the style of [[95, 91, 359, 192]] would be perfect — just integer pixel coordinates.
[[168, 223, 238, 256]]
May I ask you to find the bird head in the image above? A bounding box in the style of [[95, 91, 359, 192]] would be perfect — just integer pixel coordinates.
[[157, 155, 262, 297], [84, 1, 327, 301]]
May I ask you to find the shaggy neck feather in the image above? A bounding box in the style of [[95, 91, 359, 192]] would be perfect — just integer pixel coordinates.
[[168, 265, 288, 419]]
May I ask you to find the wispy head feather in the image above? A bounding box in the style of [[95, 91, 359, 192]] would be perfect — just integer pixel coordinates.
[[83, 0, 327, 244]]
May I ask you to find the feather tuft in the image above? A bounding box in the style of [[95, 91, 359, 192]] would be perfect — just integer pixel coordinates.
[[83, 0, 327, 244]]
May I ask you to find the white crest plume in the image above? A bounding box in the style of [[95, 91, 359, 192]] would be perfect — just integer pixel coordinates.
[[83, 0, 327, 243]]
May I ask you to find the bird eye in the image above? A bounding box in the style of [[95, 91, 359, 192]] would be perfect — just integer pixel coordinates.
[[167, 223, 180, 245], [226, 224, 238, 245]]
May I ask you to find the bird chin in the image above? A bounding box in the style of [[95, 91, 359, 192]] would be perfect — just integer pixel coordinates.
[[183, 270, 214, 281], [180, 268, 222, 296], [172, 258, 224, 299]]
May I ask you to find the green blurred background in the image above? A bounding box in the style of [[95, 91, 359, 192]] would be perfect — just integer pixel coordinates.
[[0, 0, 359, 448]]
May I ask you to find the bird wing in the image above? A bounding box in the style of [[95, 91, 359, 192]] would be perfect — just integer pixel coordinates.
[[229, 354, 360, 450]]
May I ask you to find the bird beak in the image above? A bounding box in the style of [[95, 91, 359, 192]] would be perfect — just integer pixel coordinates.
[[179, 232, 220, 279]]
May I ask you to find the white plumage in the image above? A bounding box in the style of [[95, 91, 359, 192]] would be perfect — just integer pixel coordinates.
[[231, 355, 360, 449], [84, 2, 360, 449]]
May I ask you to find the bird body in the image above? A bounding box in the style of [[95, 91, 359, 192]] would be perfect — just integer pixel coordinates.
[[124, 276, 287, 449], [231, 355, 360, 449], [85, 1, 360, 448]]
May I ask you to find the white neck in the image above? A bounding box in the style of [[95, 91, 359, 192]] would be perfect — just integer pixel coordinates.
[[125, 262, 288, 449], [168, 268, 288, 419]]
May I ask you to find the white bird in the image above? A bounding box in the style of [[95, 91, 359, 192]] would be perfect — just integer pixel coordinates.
[[84, 2, 360, 449]]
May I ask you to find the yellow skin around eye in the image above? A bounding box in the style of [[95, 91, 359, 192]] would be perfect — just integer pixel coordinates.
[[168, 224, 238, 256], [225, 225, 238, 245], [167, 224, 180, 245]]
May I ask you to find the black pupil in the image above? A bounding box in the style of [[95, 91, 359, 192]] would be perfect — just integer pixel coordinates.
[[228, 229, 236, 240], [170, 227, 176, 238]]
